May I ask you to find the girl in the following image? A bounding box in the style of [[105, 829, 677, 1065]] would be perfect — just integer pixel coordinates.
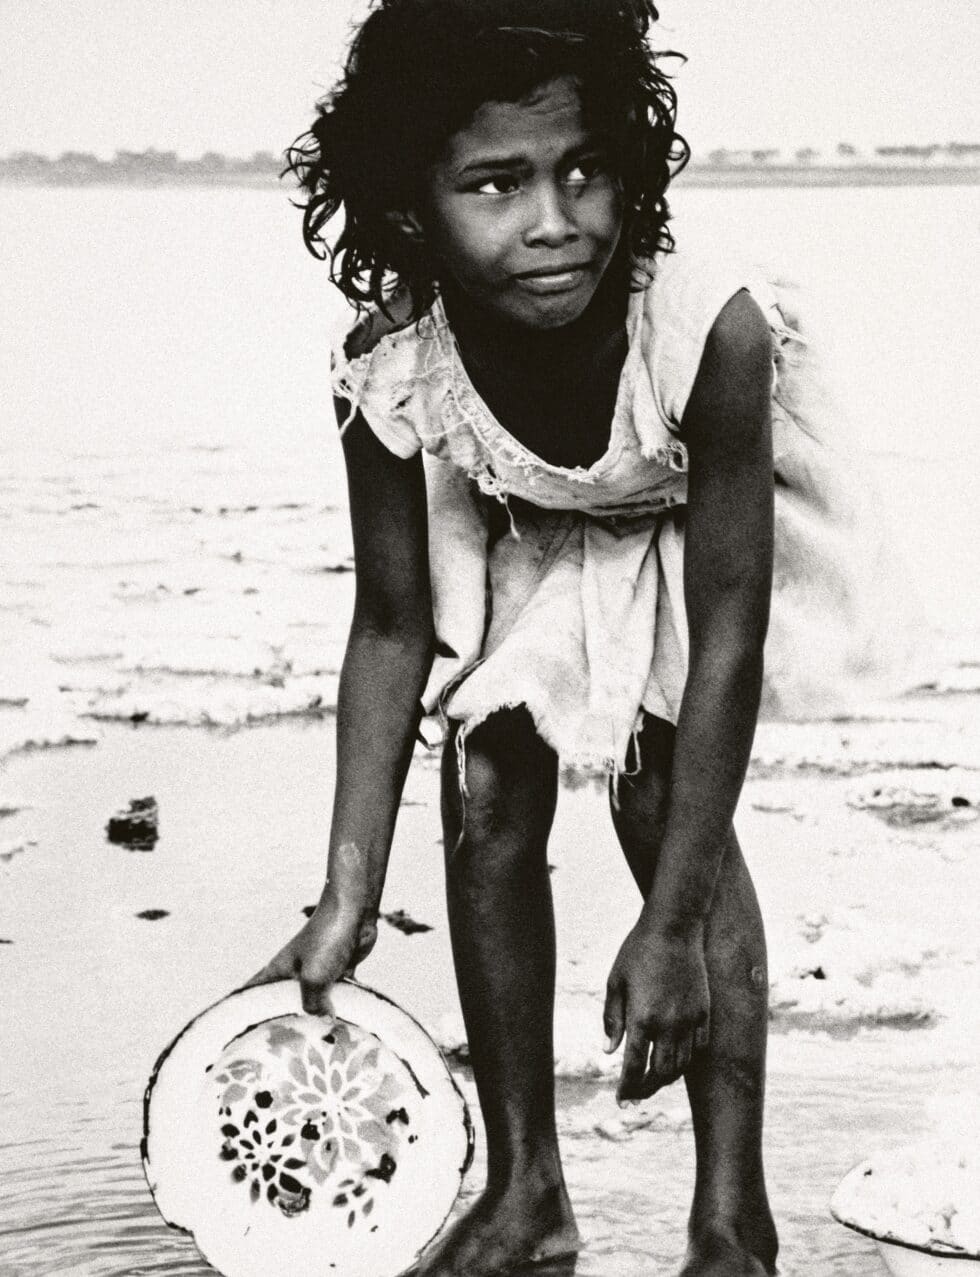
[[249, 2, 906, 1273]]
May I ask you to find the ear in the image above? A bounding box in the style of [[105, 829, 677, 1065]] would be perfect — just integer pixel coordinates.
[[384, 209, 425, 246]]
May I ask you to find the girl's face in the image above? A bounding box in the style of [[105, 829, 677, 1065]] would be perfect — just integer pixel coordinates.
[[415, 75, 625, 331]]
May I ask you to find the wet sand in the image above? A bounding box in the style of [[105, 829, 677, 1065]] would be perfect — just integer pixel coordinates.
[[1, 722, 977, 1275]]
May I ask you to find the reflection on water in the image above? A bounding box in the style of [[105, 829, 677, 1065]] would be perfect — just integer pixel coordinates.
[[0, 1052, 961, 1276], [1, 1082, 311, 1273], [0, 1094, 210, 1275]]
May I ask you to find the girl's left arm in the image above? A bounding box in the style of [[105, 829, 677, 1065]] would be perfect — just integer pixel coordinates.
[[646, 289, 774, 927], [605, 289, 774, 1098]]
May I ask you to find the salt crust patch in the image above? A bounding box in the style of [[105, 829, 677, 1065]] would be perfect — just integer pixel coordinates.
[[846, 768, 979, 828], [433, 996, 629, 1081], [0, 707, 100, 760], [79, 674, 338, 727], [117, 637, 290, 679], [753, 717, 980, 775], [561, 1088, 692, 1142], [445, 1071, 692, 1145], [766, 889, 978, 1031]]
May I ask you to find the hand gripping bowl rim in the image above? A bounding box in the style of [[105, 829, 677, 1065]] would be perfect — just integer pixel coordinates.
[[141, 978, 475, 1277], [831, 1158, 977, 1262]]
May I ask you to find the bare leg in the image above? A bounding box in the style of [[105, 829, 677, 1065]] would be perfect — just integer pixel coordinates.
[[611, 715, 778, 1277], [410, 708, 580, 1276]]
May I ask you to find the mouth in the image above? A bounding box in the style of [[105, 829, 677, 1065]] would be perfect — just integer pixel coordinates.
[[513, 264, 592, 295]]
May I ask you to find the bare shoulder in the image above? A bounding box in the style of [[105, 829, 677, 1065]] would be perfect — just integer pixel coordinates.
[[700, 290, 772, 400], [343, 290, 418, 359], [682, 291, 772, 446]]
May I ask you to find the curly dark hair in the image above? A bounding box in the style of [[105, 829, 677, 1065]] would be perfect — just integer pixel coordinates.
[[285, 0, 689, 315]]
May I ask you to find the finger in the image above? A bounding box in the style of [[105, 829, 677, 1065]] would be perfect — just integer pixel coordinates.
[[603, 982, 626, 1054], [300, 972, 333, 1017], [300, 952, 350, 1015], [674, 1030, 694, 1079], [617, 1026, 650, 1102], [652, 1034, 677, 1084], [637, 1035, 678, 1099]]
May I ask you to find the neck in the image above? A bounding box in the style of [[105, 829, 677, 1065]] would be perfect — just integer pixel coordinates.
[[440, 259, 630, 373]]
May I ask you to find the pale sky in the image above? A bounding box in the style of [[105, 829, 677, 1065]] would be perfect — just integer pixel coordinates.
[[1, 1, 977, 160]]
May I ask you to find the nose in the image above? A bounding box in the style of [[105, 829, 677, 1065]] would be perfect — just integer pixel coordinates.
[[524, 180, 579, 248]]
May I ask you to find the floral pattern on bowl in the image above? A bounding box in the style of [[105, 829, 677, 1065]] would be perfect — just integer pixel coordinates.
[[212, 1016, 418, 1222]]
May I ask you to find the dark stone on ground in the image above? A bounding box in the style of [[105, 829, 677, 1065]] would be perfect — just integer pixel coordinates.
[[382, 910, 433, 935], [135, 909, 170, 921], [106, 796, 159, 850], [301, 905, 435, 933]]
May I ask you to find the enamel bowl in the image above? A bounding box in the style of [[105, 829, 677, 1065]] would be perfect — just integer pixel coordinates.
[[143, 980, 474, 1277], [832, 1146, 979, 1276]]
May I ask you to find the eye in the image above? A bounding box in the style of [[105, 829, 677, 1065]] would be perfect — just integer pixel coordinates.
[[475, 175, 520, 195], [565, 157, 606, 185]]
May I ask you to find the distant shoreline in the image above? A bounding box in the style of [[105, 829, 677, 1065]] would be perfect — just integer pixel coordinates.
[[1, 164, 978, 190], [678, 164, 980, 188]]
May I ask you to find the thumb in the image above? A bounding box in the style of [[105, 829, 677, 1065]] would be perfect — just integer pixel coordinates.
[[603, 981, 625, 1054], [300, 945, 353, 1017], [300, 974, 334, 1017]]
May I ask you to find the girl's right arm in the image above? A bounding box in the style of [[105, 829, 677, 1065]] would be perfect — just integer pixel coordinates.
[[247, 403, 434, 1013]]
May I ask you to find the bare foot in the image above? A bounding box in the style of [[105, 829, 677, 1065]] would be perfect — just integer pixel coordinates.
[[407, 1178, 581, 1277], [679, 1222, 777, 1276]]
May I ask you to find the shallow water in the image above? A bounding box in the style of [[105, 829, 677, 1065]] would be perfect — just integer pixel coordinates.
[[0, 1044, 974, 1275]]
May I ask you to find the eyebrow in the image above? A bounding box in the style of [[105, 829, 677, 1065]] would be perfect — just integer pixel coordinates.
[[455, 155, 525, 177], [453, 138, 605, 179]]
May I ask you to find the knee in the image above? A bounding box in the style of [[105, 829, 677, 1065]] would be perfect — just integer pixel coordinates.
[[445, 709, 557, 873], [458, 750, 511, 849]]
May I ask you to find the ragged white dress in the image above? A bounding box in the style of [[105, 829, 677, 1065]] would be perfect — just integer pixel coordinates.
[[333, 237, 912, 774]]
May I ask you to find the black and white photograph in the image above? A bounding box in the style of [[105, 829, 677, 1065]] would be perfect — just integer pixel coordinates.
[[1, 2, 978, 1274]]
